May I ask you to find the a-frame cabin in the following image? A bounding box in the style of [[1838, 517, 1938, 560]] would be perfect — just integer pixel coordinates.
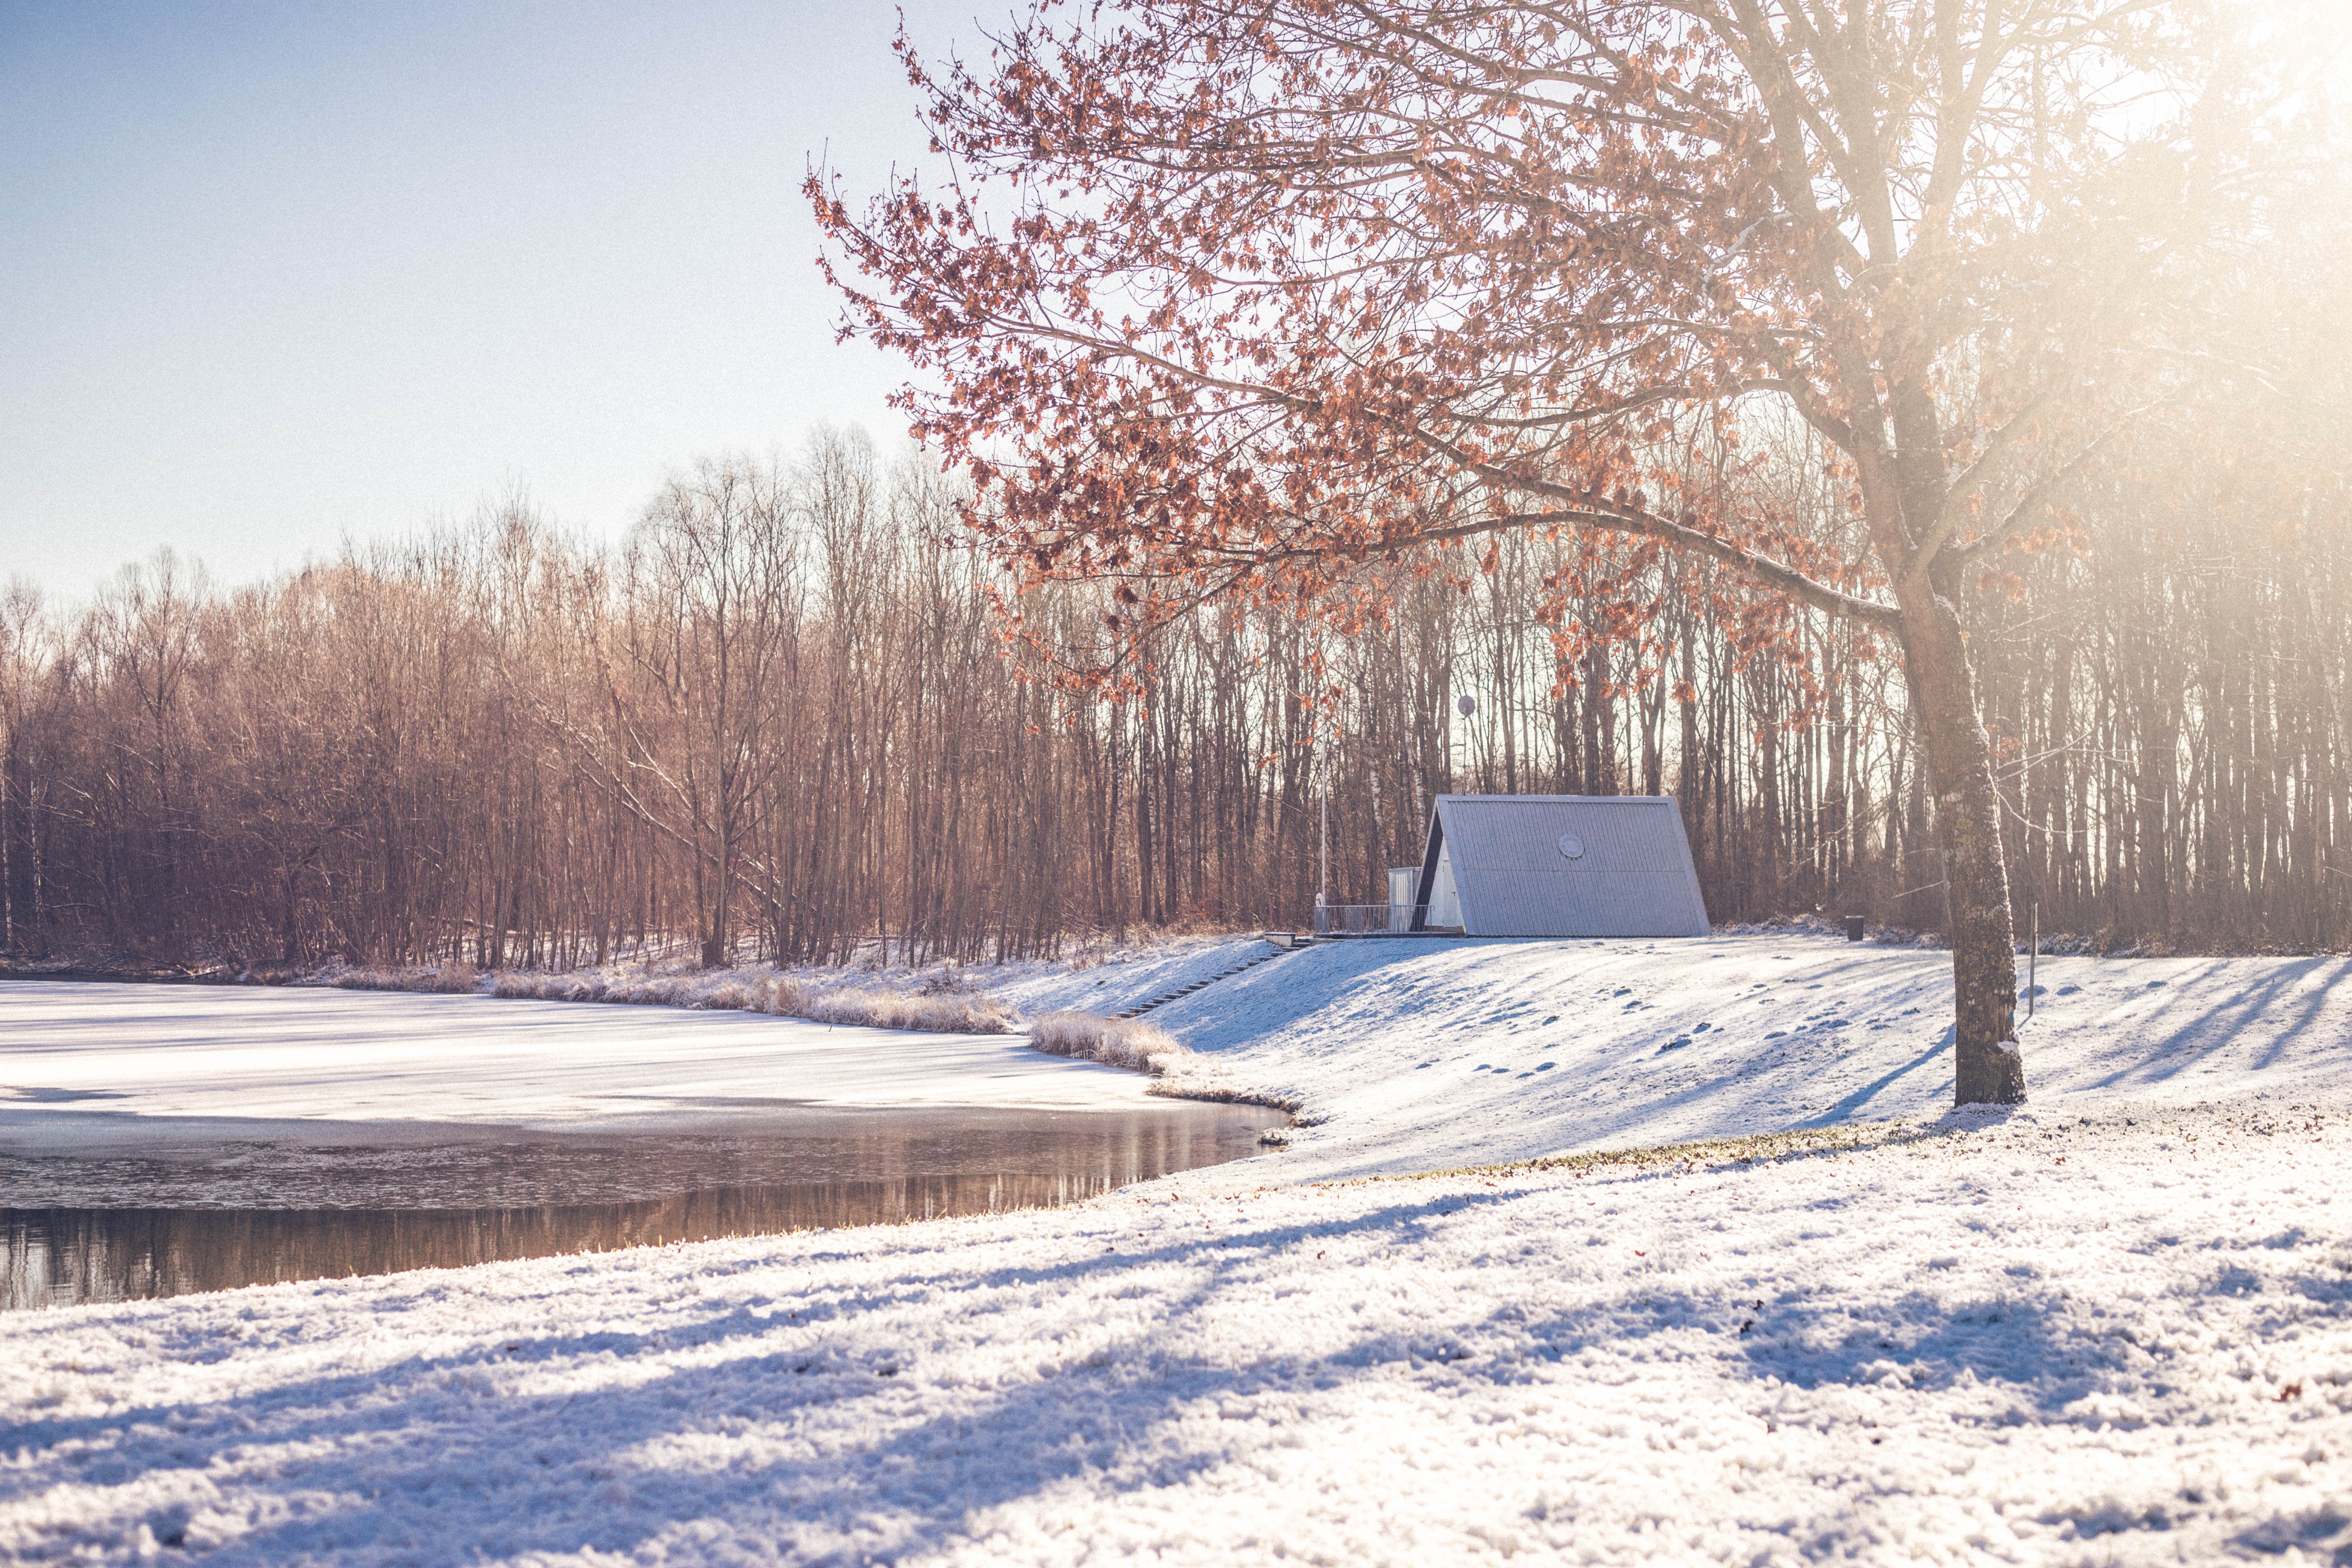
[[1410, 795, 1710, 938]]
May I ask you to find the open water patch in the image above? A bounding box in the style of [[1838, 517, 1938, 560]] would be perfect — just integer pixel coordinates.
[[1, 1103, 1284, 1309]]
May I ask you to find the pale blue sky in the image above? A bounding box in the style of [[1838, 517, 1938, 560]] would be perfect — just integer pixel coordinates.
[[2, 0, 978, 597]]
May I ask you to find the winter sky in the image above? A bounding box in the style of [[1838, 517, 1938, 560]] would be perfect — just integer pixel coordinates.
[[2, 0, 977, 600]]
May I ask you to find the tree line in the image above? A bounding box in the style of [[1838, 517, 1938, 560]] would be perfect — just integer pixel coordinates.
[[2, 412, 2345, 972]]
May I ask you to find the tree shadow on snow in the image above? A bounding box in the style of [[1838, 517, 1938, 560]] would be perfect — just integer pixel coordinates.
[[4, 1190, 1534, 1560], [1795, 1026, 1955, 1127], [2074, 956, 2352, 1091], [1729, 1289, 2091, 1399], [4, 1179, 2300, 1565]]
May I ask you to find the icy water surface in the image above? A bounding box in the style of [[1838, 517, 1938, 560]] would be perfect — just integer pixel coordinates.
[[1, 1104, 1286, 1309]]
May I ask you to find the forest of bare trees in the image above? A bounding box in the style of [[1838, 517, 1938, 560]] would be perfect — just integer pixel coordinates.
[[2, 412, 2346, 974]]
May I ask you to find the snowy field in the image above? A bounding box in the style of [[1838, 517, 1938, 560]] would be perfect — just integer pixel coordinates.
[[3, 936, 2350, 1563]]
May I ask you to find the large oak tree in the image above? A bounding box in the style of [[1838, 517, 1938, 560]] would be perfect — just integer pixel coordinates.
[[815, 0, 2293, 1102]]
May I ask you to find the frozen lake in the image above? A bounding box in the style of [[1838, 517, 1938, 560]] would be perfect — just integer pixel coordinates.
[[0, 981, 1283, 1308]]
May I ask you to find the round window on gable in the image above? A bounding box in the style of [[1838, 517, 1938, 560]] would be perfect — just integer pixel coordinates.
[[1557, 833, 1585, 860]]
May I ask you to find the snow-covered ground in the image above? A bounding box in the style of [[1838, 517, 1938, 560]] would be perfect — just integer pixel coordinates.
[[983, 934, 1283, 1018], [5, 935, 2351, 1563]]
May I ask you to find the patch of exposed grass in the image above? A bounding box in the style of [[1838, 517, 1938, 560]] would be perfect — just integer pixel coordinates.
[[1403, 1119, 1929, 1185]]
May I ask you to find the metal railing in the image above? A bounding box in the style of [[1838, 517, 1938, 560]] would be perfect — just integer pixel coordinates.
[[1312, 902, 1435, 936]]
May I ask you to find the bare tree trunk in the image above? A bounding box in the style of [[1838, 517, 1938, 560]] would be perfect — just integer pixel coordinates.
[[1898, 591, 2025, 1105]]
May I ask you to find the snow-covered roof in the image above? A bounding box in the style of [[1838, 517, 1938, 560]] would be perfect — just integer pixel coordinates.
[[1413, 794, 1710, 937]]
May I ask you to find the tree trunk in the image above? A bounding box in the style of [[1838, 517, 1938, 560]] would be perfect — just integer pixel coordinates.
[[280, 864, 302, 963], [1900, 591, 2026, 1105], [703, 835, 733, 969]]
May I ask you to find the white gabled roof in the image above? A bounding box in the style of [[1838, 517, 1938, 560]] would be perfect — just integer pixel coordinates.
[[1415, 795, 1710, 938]]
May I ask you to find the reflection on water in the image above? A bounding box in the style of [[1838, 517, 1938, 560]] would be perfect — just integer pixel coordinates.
[[2, 1104, 1285, 1310]]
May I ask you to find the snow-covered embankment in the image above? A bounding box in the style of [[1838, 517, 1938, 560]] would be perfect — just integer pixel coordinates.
[[1086, 933, 2352, 1179]]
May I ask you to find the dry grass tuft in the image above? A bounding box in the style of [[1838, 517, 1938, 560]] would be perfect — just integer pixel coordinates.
[[808, 988, 1016, 1033], [1027, 1011, 1191, 1075], [749, 974, 809, 1015], [490, 969, 606, 1002], [326, 966, 415, 992], [599, 974, 694, 1006]]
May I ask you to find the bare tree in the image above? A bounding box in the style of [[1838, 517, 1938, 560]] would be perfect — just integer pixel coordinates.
[[623, 458, 801, 968], [0, 580, 54, 953]]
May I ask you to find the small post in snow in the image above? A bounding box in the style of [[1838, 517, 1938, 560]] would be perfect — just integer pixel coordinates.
[[2027, 902, 2038, 1021]]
